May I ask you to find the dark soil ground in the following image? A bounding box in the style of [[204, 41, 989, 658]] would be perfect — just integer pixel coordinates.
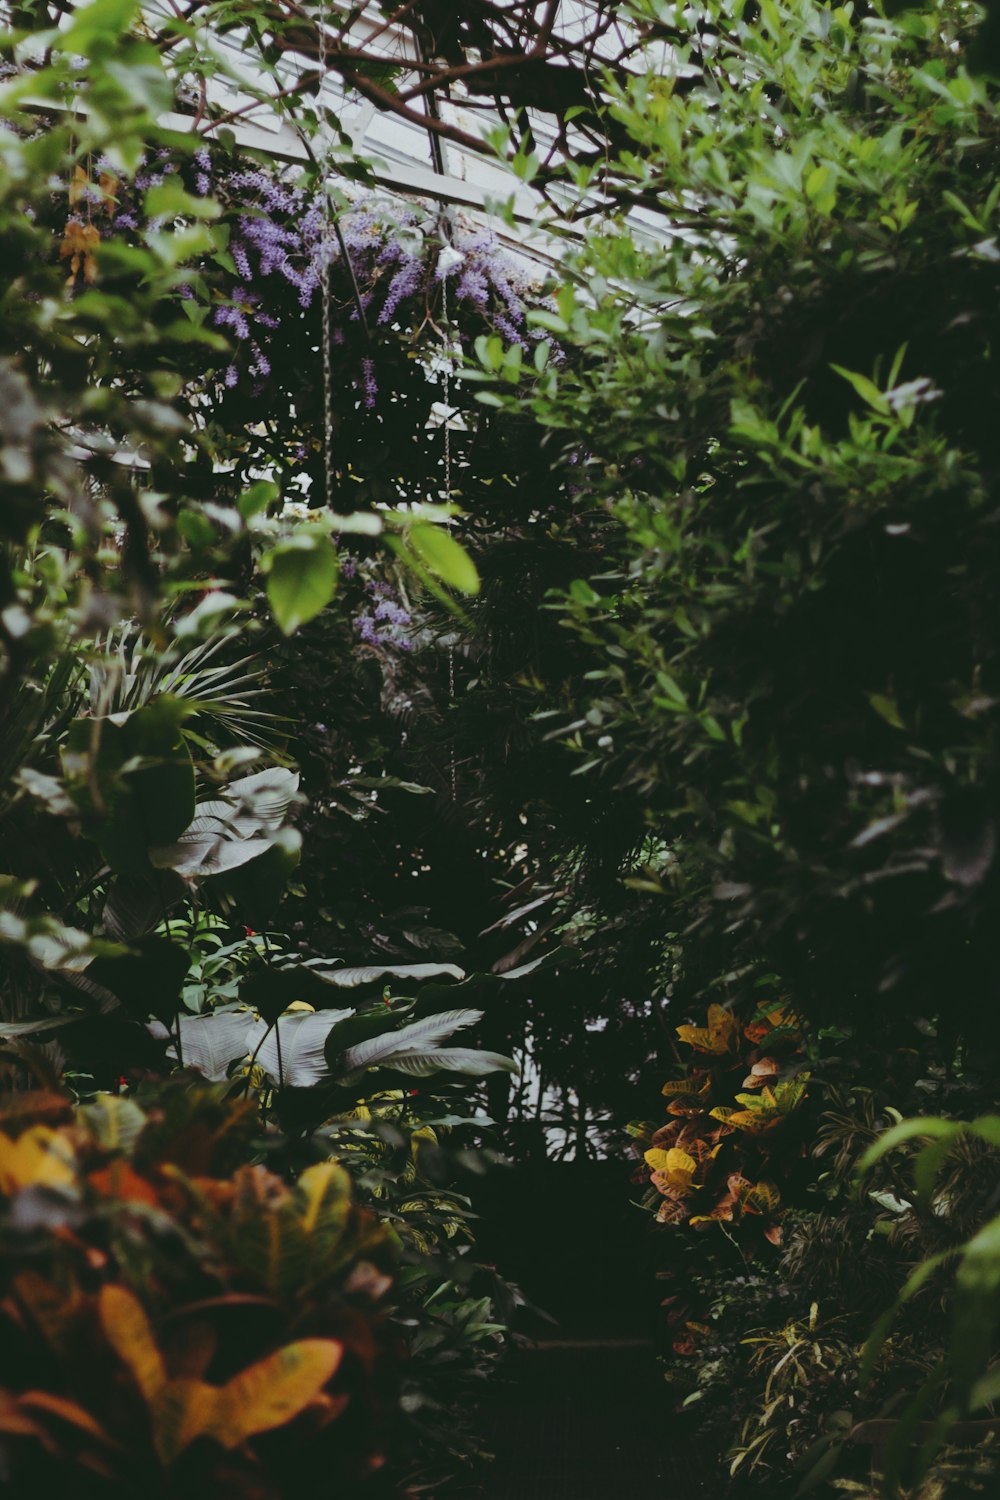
[[465, 1340, 711, 1500], [450, 1161, 712, 1499]]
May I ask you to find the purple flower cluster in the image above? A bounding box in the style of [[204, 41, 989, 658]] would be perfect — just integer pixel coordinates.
[[224, 168, 326, 309], [444, 227, 537, 347], [353, 574, 413, 651], [93, 145, 548, 411]]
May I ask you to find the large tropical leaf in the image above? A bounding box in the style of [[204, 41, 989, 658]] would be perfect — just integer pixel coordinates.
[[222, 768, 302, 837], [245, 1009, 355, 1087], [150, 769, 300, 878], [62, 698, 195, 875], [313, 961, 465, 989], [341, 1008, 483, 1072], [172, 1010, 253, 1081], [151, 831, 274, 878], [377, 1047, 517, 1078]]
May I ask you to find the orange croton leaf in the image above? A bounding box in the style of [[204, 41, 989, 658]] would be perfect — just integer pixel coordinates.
[[667, 1096, 711, 1118], [18, 1391, 115, 1446], [672, 1322, 711, 1357], [676, 1003, 739, 1055], [87, 1161, 160, 1208], [764, 1223, 783, 1247], [744, 1004, 800, 1043], [689, 1196, 737, 1227], [0, 1389, 46, 1440], [13, 1271, 81, 1355], [0, 1091, 73, 1131], [656, 1195, 689, 1224]]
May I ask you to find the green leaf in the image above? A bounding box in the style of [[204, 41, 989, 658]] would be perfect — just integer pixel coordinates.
[[55, 0, 139, 56], [311, 962, 464, 990], [408, 524, 480, 596], [858, 1116, 958, 1174], [79, 1094, 147, 1153], [239, 480, 278, 521], [264, 535, 338, 635], [951, 1212, 1000, 1403], [88, 936, 190, 1027], [867, 693, 905, 729], [830, 364, 889, 414], [144, 181, 220, 221]]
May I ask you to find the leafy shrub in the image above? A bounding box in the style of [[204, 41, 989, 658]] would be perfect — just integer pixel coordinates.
[[491, 0, 1000, 1485], [323, 1091, 522, 1481], [633, 999, 807, 1243], [513, 0, 1000, 1054], [0, 1083, 397, 1498]]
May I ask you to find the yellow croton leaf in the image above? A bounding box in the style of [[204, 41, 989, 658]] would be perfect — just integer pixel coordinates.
[[644, 1147, 697, 1191], [661, 1074, 711, 1100], [99, 1285, 166, 1405], [738, 1179, 781, 1216], [98, 171, 118, 216], [709, 1105, 773, 1134], [151, 1377, 215, 1466], [100, 1284, 343, 1465], [68, 164, 90, 208], [676, 1003, 739, 1055], [207, 1338, 343, 1450], [142, 1345, 344, 1465], [0, 1126, 77, 1195], [711, 1075, 809, 1133]]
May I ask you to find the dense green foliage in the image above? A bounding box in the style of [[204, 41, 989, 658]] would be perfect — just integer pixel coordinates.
[[6, 0, 1000, 1494], [478, 0, 1000, 1489], [0, 3, 531, 1491]]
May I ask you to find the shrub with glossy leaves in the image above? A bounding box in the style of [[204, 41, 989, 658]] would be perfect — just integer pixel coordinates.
[[0, 1084, 397, 1499]]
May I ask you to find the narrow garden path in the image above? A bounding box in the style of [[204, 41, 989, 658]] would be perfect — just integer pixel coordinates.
[[467, 1340, 710, 1500], [462, 1163, 712, 1499]]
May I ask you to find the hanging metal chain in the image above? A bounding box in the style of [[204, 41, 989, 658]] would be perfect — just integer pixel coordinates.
[[441, 268, 458, 802], [316, 4, 336, 510]]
